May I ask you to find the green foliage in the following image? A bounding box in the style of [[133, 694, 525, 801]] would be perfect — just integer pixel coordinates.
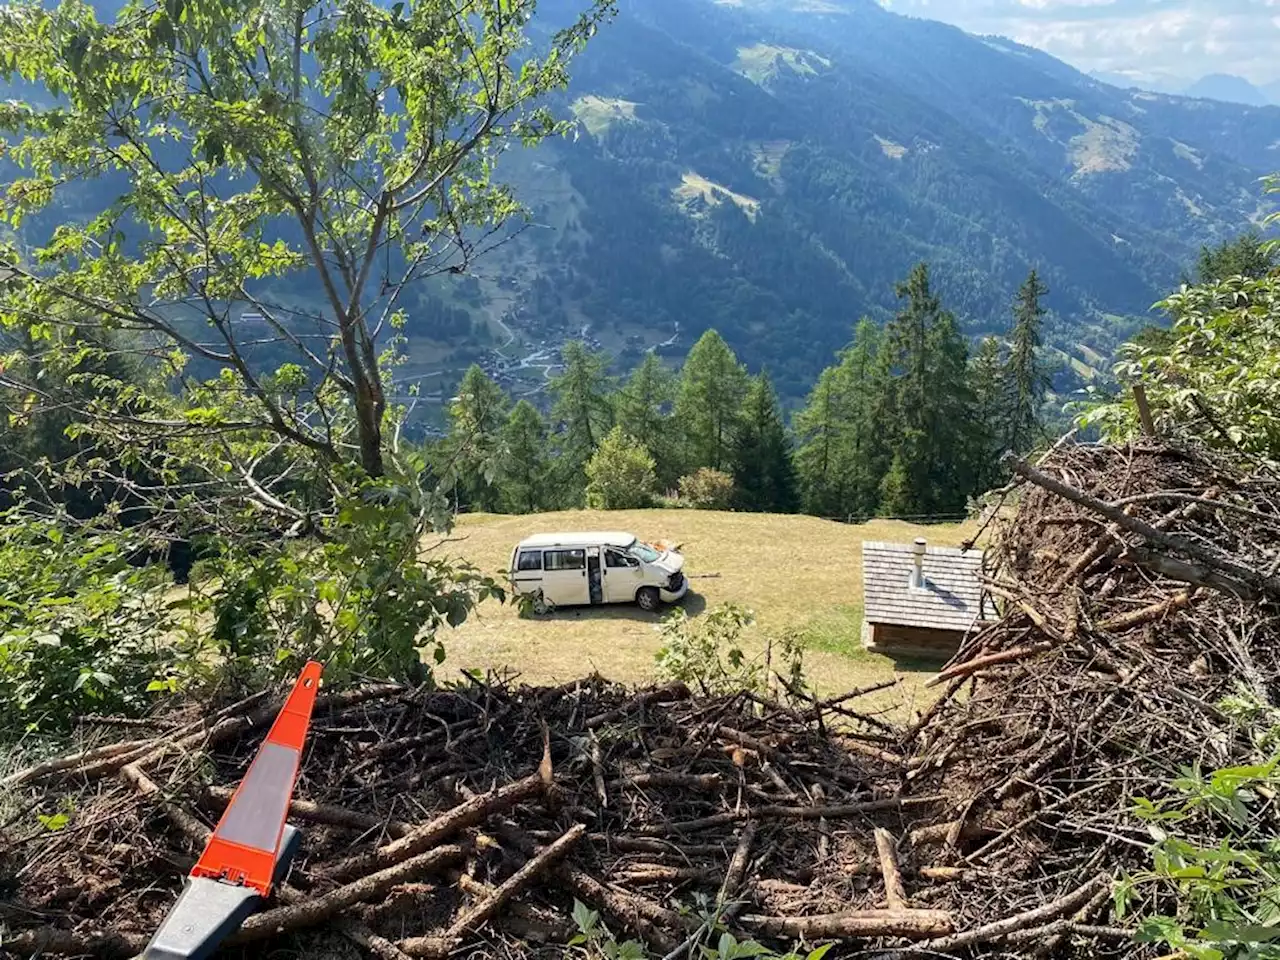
[[793, 319, 887, 519], [584, 426, 657, 510], [1081, 273, 1280, 458], [732, 374, 797, 513], [969, 335, 1006, 492], [0, 512, 184, 732], [654, 602, 803, 699], [498, 401, 551, 514], [197, 460, 504, 686], [1117, 690, 1280, 960], [1194, 231, 1279, 284], [676, 331, 749, 473], [614, 352, 677, 486], [0, 0, 612, 478], [1005, 269, 1050, 456], [445, 365, 510, 511], [551, 341, 616, 501], [566, 897, 832, 960], [677, 468, 736, 511]]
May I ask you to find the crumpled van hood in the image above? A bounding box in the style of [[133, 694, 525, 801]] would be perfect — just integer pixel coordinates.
[[650, 550, 684, 576]]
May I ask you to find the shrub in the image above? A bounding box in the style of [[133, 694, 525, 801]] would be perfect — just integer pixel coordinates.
[[654, 602, 806, 698], [0, 513, 186, 733], [677, 468, 735, 510], [584, 427, 658, 510]]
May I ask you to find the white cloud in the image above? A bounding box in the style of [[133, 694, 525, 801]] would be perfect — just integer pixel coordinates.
[[876, 0, 1280, 85]]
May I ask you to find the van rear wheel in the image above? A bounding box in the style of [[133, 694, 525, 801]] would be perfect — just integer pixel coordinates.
[[636, 587, 661, 612]]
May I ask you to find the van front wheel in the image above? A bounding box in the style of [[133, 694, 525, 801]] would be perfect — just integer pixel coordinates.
[[636, 587, 661, 612]]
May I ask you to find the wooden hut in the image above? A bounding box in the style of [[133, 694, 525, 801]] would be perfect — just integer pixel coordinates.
[[861, 538, 994, 658]]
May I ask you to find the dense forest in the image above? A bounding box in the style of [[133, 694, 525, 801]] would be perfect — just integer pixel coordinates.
[[437, 262, 1054, 521]]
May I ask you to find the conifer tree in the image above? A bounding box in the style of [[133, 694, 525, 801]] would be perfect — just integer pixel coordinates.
[[549, 341, 614, 500], [1005, 269, 1050, 456], [879, 262, 974, 516], [675, 330, 749, 473], [497, 401, 549, 515], [445, 364, 510, 511], [969, 335, 1006, 493], [732, 373, 797, 513], [793, 366, 849, 517], [615, 352, 677, 486], [835, 319, 890, 519], [793, 320, 887, 519]]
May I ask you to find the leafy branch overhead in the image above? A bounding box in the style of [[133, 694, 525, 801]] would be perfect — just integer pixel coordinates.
[[0, 0, 613, 477]]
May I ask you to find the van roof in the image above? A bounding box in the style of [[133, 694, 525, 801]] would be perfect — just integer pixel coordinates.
[[516, 531, 637, 549]]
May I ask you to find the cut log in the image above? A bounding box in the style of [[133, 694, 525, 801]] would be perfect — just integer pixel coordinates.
[[743, 909, 954, 939], [874, 828, 907, 909], [320, 773, 546, 882]]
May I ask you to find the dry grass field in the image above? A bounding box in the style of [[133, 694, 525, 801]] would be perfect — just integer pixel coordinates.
[[436, 509, 979, 718]]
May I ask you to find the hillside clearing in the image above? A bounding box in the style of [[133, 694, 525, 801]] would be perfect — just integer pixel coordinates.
[[672, 171, 761, 220], [436, 509, 979, 716]]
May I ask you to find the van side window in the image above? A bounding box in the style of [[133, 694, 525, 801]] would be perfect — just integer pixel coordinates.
[[516, 550, 543, 572], [544, 548, 586, 571], [605, 549, 638, 568]]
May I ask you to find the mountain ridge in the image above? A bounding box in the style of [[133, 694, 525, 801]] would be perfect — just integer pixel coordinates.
[[427, 0, 1279, 399]]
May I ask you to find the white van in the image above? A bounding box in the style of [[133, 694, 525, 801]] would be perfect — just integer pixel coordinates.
[[510, 532, 688, 614]]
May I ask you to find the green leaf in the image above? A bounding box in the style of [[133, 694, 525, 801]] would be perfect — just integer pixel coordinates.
[[38, 812, 69, 831]]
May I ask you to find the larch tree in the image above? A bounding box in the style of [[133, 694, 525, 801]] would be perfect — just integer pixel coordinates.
[[497, 400, 549, 514], [548, 340, 614, 498], [1005, 269, 1050, 457], [675, 329, 748, 473], [793, 365, 849, 517], [445, 364, 509, 511], [614, 351, 676, 486], [968, 334, 1006, 493], [732, 372, 796, 513]]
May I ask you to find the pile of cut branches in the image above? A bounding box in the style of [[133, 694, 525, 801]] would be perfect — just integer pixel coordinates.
[[3, 440, 1278, 960]]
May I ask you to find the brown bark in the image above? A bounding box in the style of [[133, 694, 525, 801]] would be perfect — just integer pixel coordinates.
[[399, 824, 586, 958], [0, 927, 147, 957], [874, 828, 907, 909], [321, 773, 545, 882], [743, 909, 954, 939], [927, 642, 1055, 687], [229, 845, 465, 944], [585, 682, 691, 729], [120, 761, 210, 845]]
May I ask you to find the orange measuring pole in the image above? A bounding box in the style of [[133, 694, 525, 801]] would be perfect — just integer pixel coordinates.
[[191, 660, 323, 897]]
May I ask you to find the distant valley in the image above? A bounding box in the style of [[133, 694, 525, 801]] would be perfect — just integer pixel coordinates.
[[393, 0, 1280, 413]]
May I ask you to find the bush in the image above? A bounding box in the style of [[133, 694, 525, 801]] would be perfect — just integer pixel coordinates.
[[0, 513, 186, 733], [654, 602, 806, 698], [584, 427, 657, 510], [677, 468, 735, 510]]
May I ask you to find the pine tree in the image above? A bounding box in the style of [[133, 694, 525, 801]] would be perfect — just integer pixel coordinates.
[[969, 335, 1006, 493], [549, 341, 614, 501], [497, 400, 549, 514], [615, 352, 677, 487], [1005, 269, 1050, 456], [675, 330, 749, 473], [732, 373, 797, 513], [445, 364, 509, 511]]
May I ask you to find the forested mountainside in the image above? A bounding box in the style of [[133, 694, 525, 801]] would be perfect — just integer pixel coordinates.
[[433, 0, 1280, 398]]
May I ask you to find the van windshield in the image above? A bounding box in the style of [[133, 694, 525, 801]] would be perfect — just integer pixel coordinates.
[[631, 541, 661, 563]]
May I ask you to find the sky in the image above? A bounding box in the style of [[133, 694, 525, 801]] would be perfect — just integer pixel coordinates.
[[876, 0, 1280, 88]]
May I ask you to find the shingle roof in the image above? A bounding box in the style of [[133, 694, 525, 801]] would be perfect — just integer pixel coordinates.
[[862, 541, 994, 632]]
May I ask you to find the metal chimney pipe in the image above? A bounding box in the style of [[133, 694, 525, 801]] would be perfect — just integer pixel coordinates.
[[910, 538, 927, 589]]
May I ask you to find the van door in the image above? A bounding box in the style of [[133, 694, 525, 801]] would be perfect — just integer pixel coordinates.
[[541, 548, 590, 606], [603, 547, 643, 604], [511, 548, 545, 598]]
